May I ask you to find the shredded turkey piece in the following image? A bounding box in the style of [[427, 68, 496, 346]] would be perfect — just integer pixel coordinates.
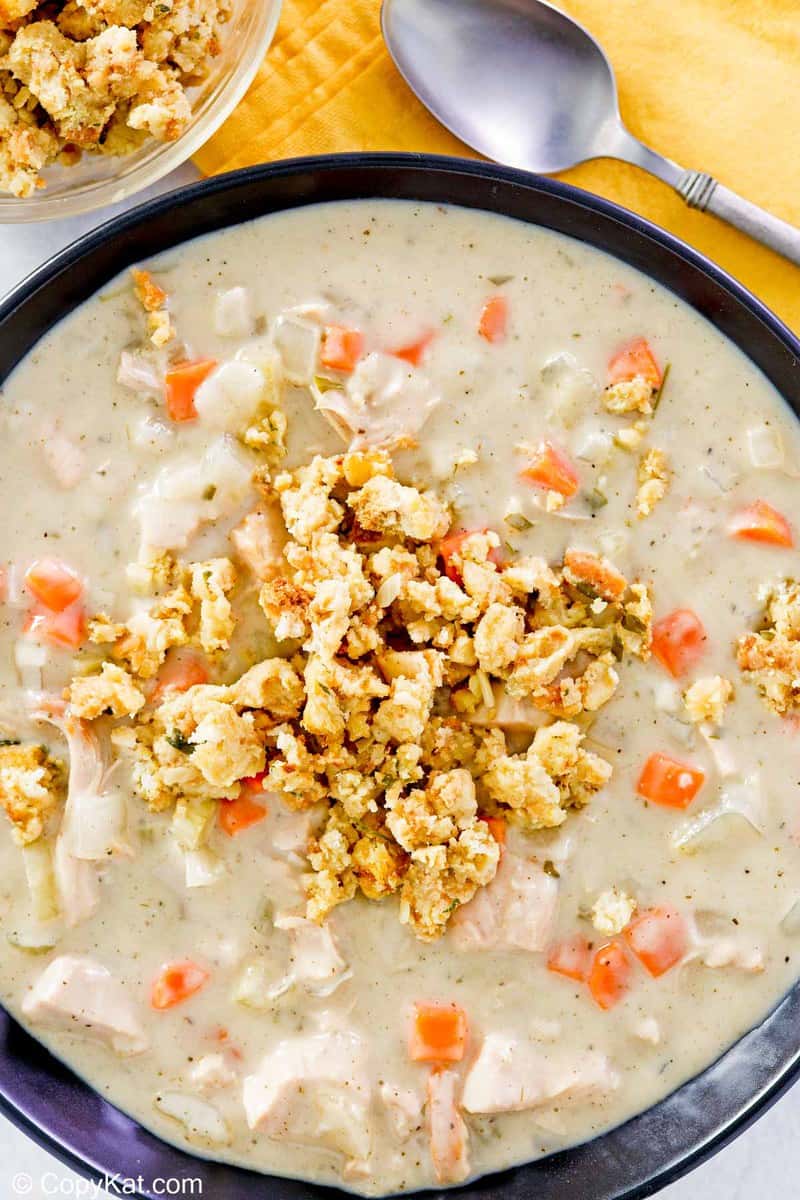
[[71, 451, 652, 939]]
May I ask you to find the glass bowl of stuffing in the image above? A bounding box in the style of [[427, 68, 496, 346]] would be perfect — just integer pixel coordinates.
[[0, 0, 282, 220]]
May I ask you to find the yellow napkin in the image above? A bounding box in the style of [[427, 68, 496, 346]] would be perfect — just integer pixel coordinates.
[[195, 0, 800, 331]]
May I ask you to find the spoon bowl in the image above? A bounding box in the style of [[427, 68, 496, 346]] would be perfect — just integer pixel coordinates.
[[382, 0, 623, 174], [382, 0, 800, 265]]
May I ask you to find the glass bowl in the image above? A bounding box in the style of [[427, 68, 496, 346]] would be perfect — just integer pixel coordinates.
[[0, 0, 282, 222]]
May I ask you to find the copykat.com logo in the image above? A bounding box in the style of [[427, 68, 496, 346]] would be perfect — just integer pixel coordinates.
[[11, 1171, 204, 1197]]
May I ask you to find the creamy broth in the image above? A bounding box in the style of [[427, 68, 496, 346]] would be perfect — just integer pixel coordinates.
[[0, 200, 798, 1194]]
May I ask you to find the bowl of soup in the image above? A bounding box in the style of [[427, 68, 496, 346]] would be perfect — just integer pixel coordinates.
[[0, 155, 798, 1199]]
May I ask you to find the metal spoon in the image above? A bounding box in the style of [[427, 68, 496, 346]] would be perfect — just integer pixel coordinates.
[[382, 0, 800, 266]]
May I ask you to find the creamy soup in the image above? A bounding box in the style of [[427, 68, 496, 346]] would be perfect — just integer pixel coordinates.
[[0, 200, 799, 1195]]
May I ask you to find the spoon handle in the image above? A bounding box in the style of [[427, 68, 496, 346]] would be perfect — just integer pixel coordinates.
[[676, 171, 800, 267]]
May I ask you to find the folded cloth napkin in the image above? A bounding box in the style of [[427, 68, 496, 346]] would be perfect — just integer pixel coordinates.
[[194, 0, 800, 331]]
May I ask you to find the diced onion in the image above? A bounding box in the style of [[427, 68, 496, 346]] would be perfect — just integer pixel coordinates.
[[539, 352, 598, 427], [194, 362, 266, 432], [117, 350, 162, 394], [172, 800, 218, 851], [747, 425, 783, 470], [271, 313, 320, 384], [15, 639, 47, 691], [214, 287, 254, 339], [184, 847, 226, 889], [234, 956, 284, 1009]]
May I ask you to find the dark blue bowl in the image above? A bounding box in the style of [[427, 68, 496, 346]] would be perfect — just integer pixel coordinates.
[[1, 154, 798, 1200]]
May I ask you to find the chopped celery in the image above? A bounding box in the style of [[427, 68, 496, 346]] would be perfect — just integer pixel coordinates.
[[172, 799, 218, 851]]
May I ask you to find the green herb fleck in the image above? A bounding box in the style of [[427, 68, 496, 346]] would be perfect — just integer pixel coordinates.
[[202, 484, 217, 501], [166, 731, 195, 755], [313, 374, 341, 394], [651, 361, 671, 412], [504, 512, 533, 532], [487, 274, 514, 286], [543, 860, 560, 878], [585, 488, 608, 511]]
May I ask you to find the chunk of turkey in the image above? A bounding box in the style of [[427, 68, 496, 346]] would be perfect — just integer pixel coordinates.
[[315, 352, 439, 450], [451, 852, 558, 953], [22, 955, 147, 1055], [462, 1033, 618, 1114], [242, 1030, 371, 1161]]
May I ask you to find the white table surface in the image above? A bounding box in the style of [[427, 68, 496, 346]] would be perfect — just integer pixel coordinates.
[[0, 167, 797, 1199]]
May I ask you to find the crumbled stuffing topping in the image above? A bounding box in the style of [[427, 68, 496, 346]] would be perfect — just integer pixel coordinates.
[[0, 742, 65, 844], [683, 675, 734, 726], [68, 452, 652, 939], [602, 375, 656, 416], [591, 887, 637, 936], [0, 1, 230, 198], [636, 447, 670, 518], [90, 554, 237, 677], [67, 661, 145, 719], [737, 579, 800, 714]]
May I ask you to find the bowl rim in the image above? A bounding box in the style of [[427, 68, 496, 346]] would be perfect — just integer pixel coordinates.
[[0, 152, 798, 1200]]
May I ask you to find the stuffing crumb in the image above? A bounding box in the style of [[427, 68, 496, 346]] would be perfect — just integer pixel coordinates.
[[591, 887, 637, 937], [67, 661, 145, 719], [737, 579, 800, 714], [602, 375, 656, 416], [684, 675, 734, 726], [131, 267, 173, 347], [91, 555, 237, 677], [0, 742, 65, 845], [71, 451, 651, 938], [636, 447, 670, 518], [189, 557, 236, 655], [0, 2, 230, 198]]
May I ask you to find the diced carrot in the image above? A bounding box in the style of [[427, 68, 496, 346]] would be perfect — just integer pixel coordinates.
[[24, 558, 82, 612], [651, 609, 707, 678], [409, 1002, 468, 1063], [150, 960, 209, 1010], [24, 603, 86, 650], [151, 653, 209, 705], [478, 295, 508, 343], [478, 814, 506, 845], [321, 325, 364, 373], [164, 358, 217, 423], [131, 267, 167, 312], [427, 1068, 469, 1185], [547, 934, 594, 982], [636, 752, 705, 810], [587, 941, 632, 1010], [438, 528, 502, 586], [728, 499, 793, 548], [218, 794, 267, 837], [240, 770, 268, 793], [563, 548, 627, 602], [607, 337, 662, 387], [390, 329, 435, 366], [520, 442, 579, 498], [624, 906, 688, 977]]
